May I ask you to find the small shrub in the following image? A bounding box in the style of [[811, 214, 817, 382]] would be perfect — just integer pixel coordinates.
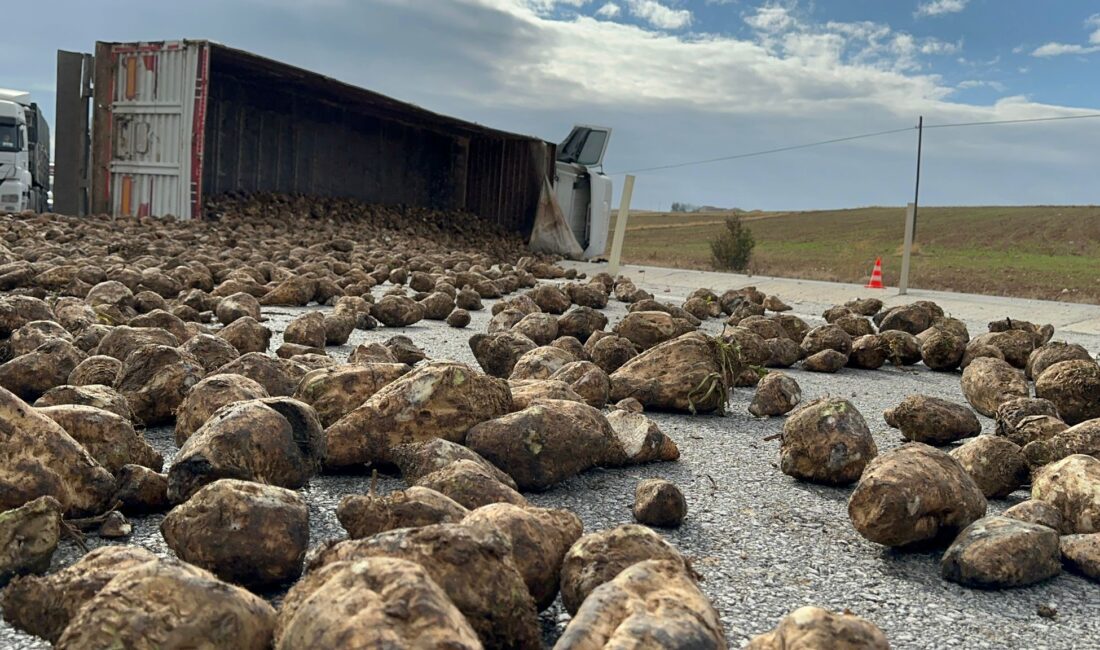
[[710, 216, 755, 271]]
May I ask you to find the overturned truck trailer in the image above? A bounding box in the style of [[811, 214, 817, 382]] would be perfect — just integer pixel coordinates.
[[70, 40, 588, 255]]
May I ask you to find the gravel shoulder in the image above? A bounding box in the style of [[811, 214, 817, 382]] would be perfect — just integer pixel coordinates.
[[2, 277, 1098, 649]]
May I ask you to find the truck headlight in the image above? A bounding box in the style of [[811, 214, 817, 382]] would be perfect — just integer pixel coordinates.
[[1, 179, 24, 205]]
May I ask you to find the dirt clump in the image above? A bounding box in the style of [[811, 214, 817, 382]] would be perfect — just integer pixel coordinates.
[[633, 478, 687, 528]]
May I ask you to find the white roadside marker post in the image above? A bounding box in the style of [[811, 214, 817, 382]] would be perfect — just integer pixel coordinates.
[[899, 202, 915, 295], [607, 174, 636, 277]]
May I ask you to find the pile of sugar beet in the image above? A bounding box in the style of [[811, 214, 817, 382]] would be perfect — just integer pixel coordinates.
[[0, 193, 1097, 649]]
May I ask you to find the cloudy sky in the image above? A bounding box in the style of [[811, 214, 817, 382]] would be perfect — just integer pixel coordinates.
[[5, 0, 1100, 209]]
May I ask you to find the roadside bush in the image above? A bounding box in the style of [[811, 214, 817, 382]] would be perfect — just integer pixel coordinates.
[[710, 216, 755, 271]]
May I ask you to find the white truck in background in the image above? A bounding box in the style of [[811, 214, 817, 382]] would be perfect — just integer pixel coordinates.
[[0, 89, 51, 213], [554, 125, 612, 259]]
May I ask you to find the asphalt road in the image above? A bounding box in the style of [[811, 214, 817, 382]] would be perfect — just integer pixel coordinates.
[[2, 276, 1098, 649]]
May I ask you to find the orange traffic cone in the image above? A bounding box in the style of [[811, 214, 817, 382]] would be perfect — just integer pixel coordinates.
[[865, 257, 885, 289]]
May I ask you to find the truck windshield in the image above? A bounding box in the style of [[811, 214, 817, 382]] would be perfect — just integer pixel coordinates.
[[557, 127, 609, 167], [0, 121, 20, 152]]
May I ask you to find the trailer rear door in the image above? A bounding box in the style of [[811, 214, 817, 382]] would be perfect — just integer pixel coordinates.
[[105, 41, 208, 218]]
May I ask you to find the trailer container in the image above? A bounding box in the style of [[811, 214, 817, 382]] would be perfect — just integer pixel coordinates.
[[88, 40, 555, 234]]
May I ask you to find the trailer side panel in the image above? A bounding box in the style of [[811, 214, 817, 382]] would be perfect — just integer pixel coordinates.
[[202, 58, 463, 209]]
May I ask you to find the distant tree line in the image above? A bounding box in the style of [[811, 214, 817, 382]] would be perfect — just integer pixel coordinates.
[[671, 202, 739, 213]]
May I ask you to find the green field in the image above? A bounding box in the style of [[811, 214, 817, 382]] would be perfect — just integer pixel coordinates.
[[611, 206, 1100, 303]]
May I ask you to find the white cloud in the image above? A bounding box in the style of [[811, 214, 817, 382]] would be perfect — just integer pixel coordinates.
[[919, 39, 962, 55], [1031, 42, 1100, 57], [523, 0, 591, 11], [626, 0, 691, 30], [461, 0, 1092, 129], [957, 79, 1007, 92], [596, 2, 620, 18], [1087, 13, 1100, 44], [746, 8, 960, 73], [745, 4, 795, 33], [1031, 13, 1100, 57], [915, 0, 969, 18]]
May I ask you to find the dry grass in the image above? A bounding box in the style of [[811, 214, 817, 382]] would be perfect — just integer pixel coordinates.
[[610, 206, 1100, 303]]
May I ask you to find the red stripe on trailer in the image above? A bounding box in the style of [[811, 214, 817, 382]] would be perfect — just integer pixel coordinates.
[[189, 43, 210, 220], [104, 52, 117, 212]]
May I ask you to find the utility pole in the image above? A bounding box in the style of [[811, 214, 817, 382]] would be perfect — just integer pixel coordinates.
[[913, 115, 923, 237]]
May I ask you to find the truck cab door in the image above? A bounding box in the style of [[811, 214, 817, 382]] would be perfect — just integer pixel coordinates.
[[557, 125, 611, 168], [554, 125, 612, 258]]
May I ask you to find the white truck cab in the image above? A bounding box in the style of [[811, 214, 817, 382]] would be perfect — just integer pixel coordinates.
[[554, 125, 612, 259], [0, 88, 50, 214]]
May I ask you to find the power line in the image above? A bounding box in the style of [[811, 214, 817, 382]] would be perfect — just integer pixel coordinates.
[[608, 126, 914, 175], [924, 112, 1100, 129], [607, 112, 1100, 176]]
